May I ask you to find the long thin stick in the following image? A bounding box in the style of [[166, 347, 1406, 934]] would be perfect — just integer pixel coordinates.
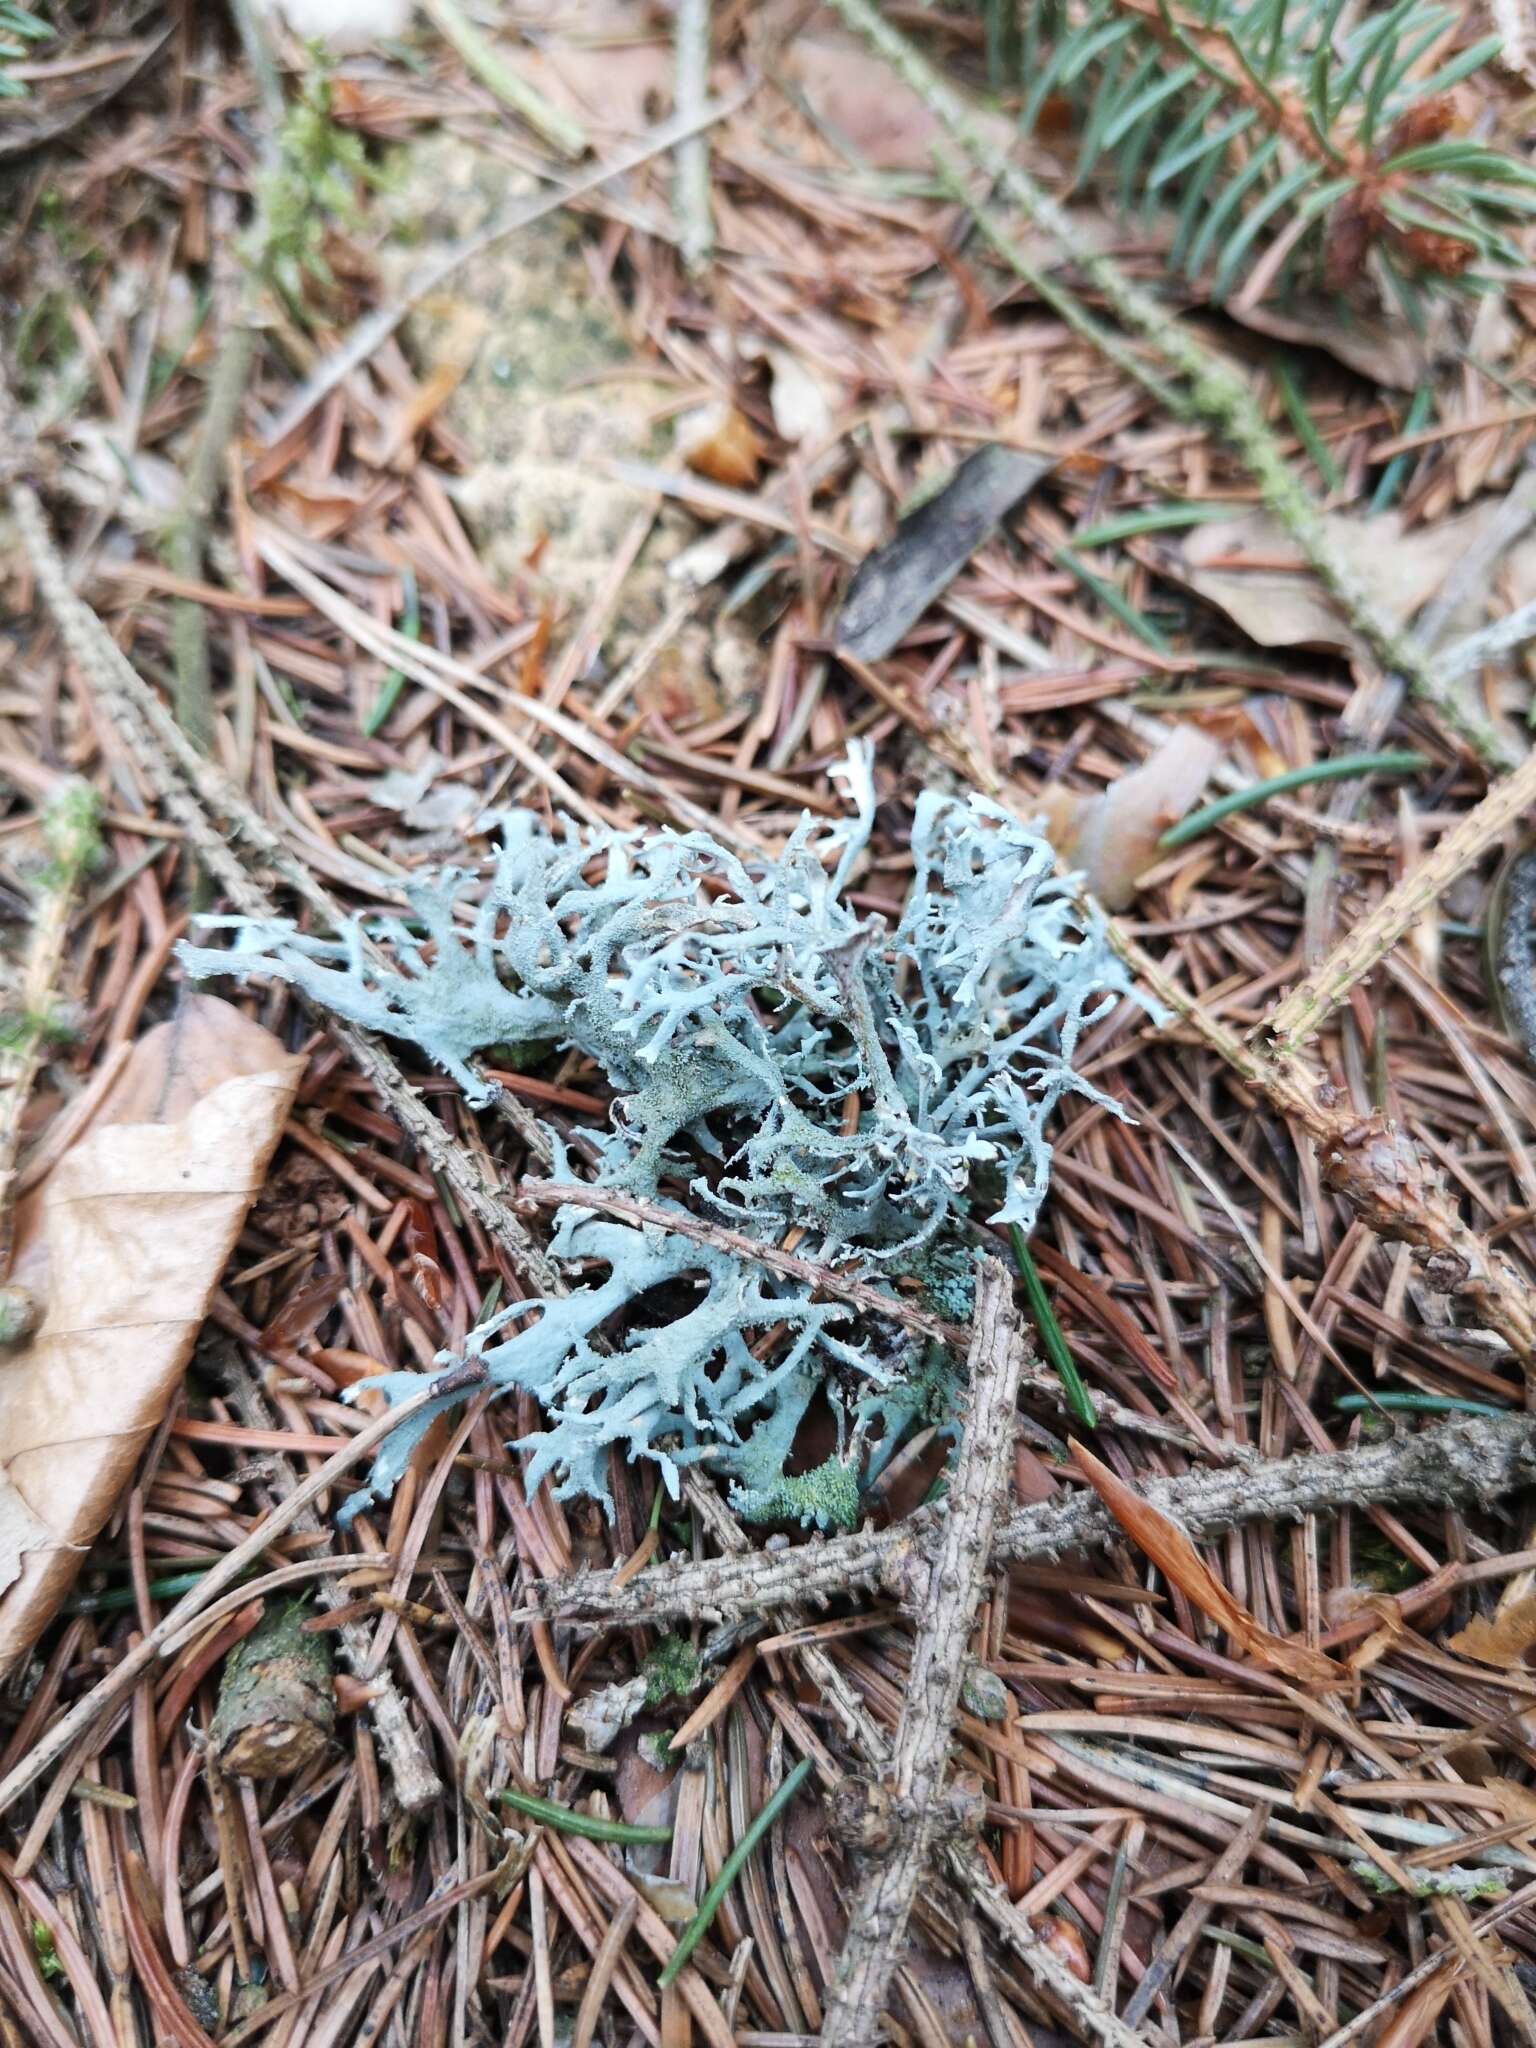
[[673, 0, 713, 270]]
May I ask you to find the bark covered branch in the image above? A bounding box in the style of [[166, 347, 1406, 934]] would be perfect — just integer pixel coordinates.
[[819, 1257, 1025, 2046], [538, 1413, 1536, 1628]]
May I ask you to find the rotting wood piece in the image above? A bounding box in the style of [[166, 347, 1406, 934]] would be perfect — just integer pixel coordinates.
[[210, 1599, 335, 1779]]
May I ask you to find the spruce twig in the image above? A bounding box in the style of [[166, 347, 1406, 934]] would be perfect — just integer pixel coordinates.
[[1018, 0, 1533, 310], [819, 1258, 1027, 2044], [1264, 746, 1536, 1053], [830, 0, 1521, 772], [538, 1412, 1536, 1627]]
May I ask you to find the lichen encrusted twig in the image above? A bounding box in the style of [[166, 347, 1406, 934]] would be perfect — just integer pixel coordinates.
[[818, 1257, 1025, 2046], [828, 0, 1521, 773], [536, 1411, 1536, 1626]]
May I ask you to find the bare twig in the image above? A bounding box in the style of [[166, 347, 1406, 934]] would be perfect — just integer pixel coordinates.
[[538, 1412, 1536, 1626], [215, 1350, 441, 1810], [1264, 747, 1536, 1054], [674, 0, 714, 270], [819, 1257, 1025, 2044], [1441, 595, 1536, 681]]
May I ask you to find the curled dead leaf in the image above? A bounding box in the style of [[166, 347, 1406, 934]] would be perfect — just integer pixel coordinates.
[[1034, 727, 1220, 910], [676, 401, 764, 488], [0, 997, 303, 1673], [1448, 1592, 1536, 1670], [1070, 1441, 1339, 1686]]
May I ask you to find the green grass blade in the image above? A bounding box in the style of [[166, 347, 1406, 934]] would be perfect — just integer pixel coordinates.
[[1009, 1226, 1098, 1431], [1369, 383, 1433, 512], [659, 1757, 814, 1988], [1274, 355, 1342, 491], [1159, 749, 1428, 849]]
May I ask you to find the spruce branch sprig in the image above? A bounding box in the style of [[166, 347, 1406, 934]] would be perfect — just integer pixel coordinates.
[[0, 3, 50, 98], [838, 0, 1519, 767], [1022, 0, 1536, 310]]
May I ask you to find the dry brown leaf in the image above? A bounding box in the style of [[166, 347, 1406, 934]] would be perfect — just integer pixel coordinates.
[[1448, 1593, 1536, 1670], [1156, 501, 1508, 659], [0, 1473, 51, 1602], [1070, 1441, 1339, 1685], [1035, 726, 1220, 910], [0, 997, 303, 1673], [1226, 297, 1446, 390], [782, 34, 942, 170], [676, 401, 764, 487]]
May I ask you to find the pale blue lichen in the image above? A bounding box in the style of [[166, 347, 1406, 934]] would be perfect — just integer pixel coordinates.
[[183, 752, 1135, 1523]]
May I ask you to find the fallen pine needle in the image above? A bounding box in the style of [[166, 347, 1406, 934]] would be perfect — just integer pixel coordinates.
[[659, 1756, 813, 1988], [1158, 750, 1429, 850], [496, 1789, 674, 1845]]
